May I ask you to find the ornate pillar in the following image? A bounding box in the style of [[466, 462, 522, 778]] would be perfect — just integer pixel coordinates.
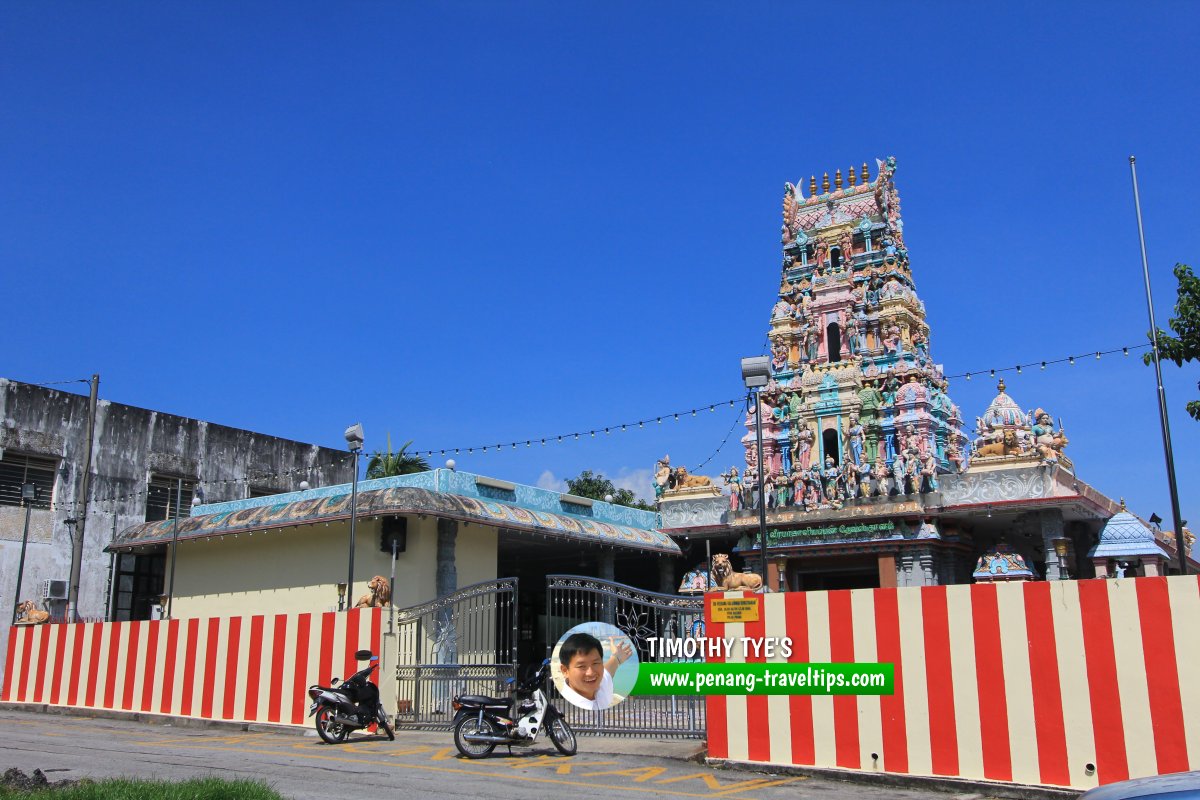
[[1039, 510, 1070, 581]]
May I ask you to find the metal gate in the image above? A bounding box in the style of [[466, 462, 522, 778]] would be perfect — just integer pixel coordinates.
[[393, 577, 518, 728], [546, 574, 706, 738]]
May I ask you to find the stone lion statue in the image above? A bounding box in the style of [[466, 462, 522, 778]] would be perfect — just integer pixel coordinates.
[[707, 554, 763, 592], [672, 467, 714, 489], [976, 429, 1021, 458], [15, 599, 50, 625], [354, 576, 392, 608]]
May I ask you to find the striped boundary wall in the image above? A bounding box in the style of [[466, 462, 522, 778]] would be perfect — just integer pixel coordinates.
[[705, 575, 1200, 791], [2, 607, 385, 728]]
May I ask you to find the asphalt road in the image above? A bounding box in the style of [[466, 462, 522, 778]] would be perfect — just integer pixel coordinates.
[[1, 708, 965, 800]]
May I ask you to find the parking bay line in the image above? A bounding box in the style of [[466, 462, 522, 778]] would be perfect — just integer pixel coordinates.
[[172, 742, 800, 799]]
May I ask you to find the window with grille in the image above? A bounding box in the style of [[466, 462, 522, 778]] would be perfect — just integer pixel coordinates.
[[145, 476, 195, 521], [0, 453, 56, 509]]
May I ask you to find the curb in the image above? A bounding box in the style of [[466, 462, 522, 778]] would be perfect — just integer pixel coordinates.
[[0, 702, 310, 737], [707, 758, 1083, 799]]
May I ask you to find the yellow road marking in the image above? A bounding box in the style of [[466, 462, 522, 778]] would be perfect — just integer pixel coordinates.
[[158, 742, 790, 799], [429, 746, 455, 760], [708, 778, 803, 796], [581, 767, 669, 782], [510, 756, 620, 775]]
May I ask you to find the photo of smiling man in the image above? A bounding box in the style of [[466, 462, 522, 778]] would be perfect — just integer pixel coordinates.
[[551, 623, 637, 711]]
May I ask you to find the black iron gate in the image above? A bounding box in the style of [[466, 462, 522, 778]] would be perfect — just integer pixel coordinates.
[[545, 574, 706, 738], [393, 577, 518, 729]]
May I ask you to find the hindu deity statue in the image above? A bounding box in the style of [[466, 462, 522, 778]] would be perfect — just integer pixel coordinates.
[[721, 466, 742, 511], [846, 415, 865, 466]]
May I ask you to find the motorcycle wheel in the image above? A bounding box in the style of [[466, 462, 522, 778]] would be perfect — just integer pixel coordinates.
[[547, 715, 577, 756], [377, 704, 395, 741], [453, 715, 498, 759], [315, 706, 350, 744]]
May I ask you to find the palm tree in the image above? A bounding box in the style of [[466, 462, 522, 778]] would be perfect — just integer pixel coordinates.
[[366, 434, 430, 478]]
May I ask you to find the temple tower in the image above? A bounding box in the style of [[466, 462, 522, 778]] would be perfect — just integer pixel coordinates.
[[743, 157, 967, 505]]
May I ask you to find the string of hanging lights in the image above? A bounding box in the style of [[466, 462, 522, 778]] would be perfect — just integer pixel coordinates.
[[22, 340, 1151, 510]]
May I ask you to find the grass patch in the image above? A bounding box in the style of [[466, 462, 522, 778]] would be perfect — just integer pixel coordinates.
[[0, 775, 285, 799]]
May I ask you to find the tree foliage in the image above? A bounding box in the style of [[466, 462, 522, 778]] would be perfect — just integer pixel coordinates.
[[565, 469, 656, 511], [366, 434, 430, 478], [1145, 263, 1200, 421]]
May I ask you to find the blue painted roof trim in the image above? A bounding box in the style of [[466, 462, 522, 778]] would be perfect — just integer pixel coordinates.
[[194, 469, 660, 530]]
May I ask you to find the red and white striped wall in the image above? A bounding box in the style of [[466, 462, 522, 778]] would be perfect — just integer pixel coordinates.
[[2, 607, 385, 728], [705, 576, 1200, 791]]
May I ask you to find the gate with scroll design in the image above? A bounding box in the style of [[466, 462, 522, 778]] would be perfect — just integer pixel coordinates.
[[393, 577, 518, 729], [545, 574, 705, 737]]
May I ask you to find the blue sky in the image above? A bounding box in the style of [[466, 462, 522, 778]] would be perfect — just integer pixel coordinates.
[[3, 2, 1197, 526]]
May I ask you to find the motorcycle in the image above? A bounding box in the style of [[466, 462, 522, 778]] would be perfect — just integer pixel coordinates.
[[307, 648, 395, 744], [451, 658, 577, 758]]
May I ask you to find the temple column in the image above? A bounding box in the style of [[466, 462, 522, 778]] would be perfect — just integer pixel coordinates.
[[659, 558, 676, 594], [598, 550, 616, 582], [877, 553, 897, 588], [436, 518, 458, 598], [1039, 510, 1071, 581], [897, 549, 934, 587]]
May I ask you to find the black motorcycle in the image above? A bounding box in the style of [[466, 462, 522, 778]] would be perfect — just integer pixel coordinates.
[[451, 658, 576, 758], [307, 649, 394, 743]]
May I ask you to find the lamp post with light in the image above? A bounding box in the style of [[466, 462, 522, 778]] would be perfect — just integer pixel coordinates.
[[343, 423, 364, 612], [11, 482, 37, 625], [741, 356, 772, 587]]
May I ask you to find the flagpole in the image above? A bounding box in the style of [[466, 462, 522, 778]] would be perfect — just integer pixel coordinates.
[[1129, 155, 1188, 575]]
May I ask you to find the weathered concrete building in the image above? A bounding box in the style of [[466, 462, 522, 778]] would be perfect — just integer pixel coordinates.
[[0, 377, 351, 670]]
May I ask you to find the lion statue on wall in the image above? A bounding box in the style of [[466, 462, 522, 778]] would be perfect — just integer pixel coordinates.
[[976, 429, 1021, 458], [673, 467, 714, 489], [707, 554, 764, 592], [16, 599, 50, 625], [354, 576, 392, 608]]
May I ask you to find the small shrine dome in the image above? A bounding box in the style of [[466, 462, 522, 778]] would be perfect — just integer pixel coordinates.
[[1088, 509, 1173, 561], [982, 380, 1028, 427]]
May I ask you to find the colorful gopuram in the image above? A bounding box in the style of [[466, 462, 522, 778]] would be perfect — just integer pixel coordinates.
[[657, 157, 1190, 591], [742, 157, 967, 511]]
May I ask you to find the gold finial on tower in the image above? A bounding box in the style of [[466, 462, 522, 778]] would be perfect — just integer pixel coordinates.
[[835, 169, 843, 189], [848, 165, 857, 186], [997, 379, 1006, 392], [822, 172, 830, 193], [862, 162, 869, 182], [809, 175, 817, 195], [1120, 497, 1127, 511]]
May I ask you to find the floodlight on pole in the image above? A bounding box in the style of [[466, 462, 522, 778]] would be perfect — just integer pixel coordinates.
[[741, 357, 772, 588]]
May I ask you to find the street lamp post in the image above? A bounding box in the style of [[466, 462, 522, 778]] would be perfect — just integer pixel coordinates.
[[11, 482, 37, 625], [344, 423, 365, 612], [741, 357, 772, 588], [1129, 156, 1188, 575]]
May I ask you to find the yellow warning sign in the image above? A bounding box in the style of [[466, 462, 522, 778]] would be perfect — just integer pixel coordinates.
[[710, 598, 760, 623]]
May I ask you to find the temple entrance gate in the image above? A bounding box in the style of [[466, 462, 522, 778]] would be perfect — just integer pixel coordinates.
[[393, 578, 519, 729], [545, 574, 706, 738]]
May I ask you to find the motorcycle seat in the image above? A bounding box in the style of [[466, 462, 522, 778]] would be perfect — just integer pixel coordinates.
[[457, 694, 513, 710]]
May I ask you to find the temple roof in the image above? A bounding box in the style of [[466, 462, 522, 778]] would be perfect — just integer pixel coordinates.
[[981, 380, 1029, 428], [107, 471, 680, 556], [1087, 511, 1173, 560]]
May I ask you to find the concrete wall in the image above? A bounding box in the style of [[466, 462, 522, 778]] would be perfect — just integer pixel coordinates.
[[0, 378, 351, 674], [2, 607, 391, 726], [168, 516, 498, 619], [705, 575, 1200, 791]]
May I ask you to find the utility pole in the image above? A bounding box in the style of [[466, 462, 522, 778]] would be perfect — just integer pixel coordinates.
[[68, 373, 100, 622]]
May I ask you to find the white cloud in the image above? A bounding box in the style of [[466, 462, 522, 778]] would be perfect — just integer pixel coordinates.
[[536, 470, 567, 493], [611, 468, 653, 502]]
